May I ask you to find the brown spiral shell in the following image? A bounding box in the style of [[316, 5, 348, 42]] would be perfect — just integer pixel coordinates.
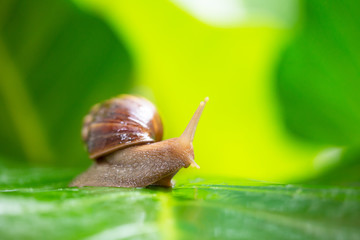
[[82, 95, 163, 159]]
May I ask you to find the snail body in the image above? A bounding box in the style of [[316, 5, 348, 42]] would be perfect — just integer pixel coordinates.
[[70, 95, 207, 188]]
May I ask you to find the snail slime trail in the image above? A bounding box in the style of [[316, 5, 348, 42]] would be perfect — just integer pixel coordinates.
[[70, 95, 208, 188]]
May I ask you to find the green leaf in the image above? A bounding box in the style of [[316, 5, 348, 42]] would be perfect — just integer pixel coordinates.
[[303, 147, 360, 186], [0, 162, 359, 239], [0, 0, 133, 166], [276, 0, 360, 145]]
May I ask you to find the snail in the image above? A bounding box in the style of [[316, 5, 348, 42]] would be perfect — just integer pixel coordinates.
[[70, 95, 208, 188]]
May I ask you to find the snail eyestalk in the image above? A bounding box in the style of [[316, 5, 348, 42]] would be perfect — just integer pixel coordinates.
[[180, 97, 208, 169], [181, 97, 208, 143]]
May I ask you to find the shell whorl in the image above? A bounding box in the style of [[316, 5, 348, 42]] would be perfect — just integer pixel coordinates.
[[82, 95, 163, 159]]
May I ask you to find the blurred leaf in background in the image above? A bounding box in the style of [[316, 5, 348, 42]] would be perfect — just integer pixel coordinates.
[[0, 0, 133, 166], [276, 0, 360, 184], [304, 148, 360, 186], [277, 1, 360, 145]]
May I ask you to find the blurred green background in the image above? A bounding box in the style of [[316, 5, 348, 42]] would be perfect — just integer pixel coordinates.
[[1, 0, 360, 184], [1, 1, 360, 239]]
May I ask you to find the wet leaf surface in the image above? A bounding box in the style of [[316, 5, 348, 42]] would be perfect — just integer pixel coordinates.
[[0, 164, 359, 240]]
